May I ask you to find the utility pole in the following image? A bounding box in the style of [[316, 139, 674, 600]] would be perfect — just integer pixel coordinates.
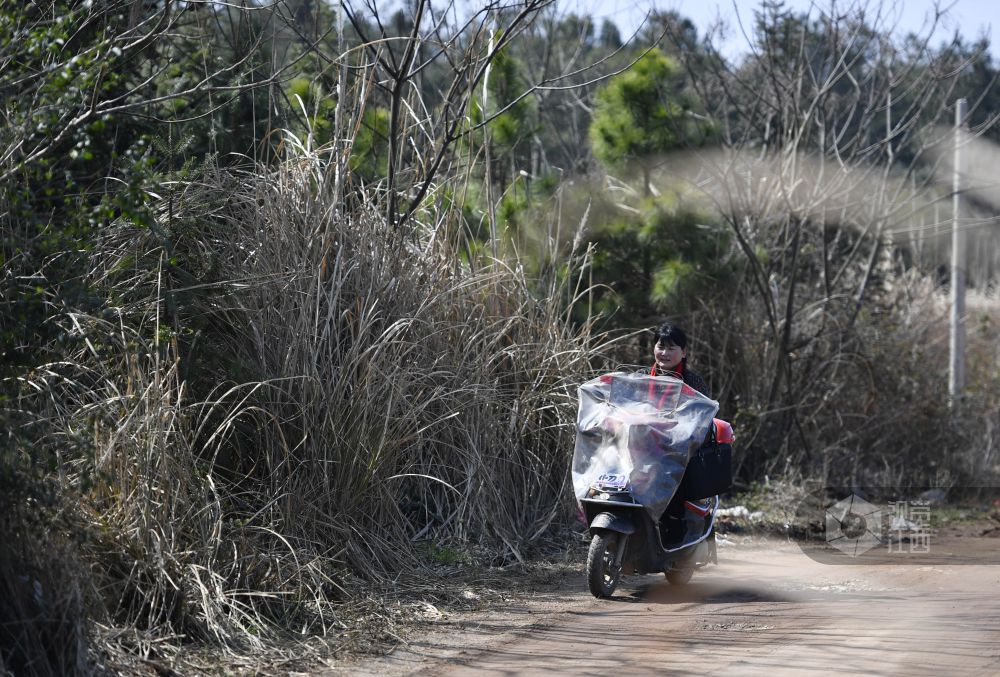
[[483, 19, 498, 263], [949, 98, 968, 403]]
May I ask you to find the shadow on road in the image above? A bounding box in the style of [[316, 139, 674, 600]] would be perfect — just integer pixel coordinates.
[[608, 579, 796, 605]]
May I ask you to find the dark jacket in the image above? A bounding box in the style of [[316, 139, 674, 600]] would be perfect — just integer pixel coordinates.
[[680, 367, 709, 398]]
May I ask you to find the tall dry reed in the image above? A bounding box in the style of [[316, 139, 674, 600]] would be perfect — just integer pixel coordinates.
[[3, 139, 607, 667]]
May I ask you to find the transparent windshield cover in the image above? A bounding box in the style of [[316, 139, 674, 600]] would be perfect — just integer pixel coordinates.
[[572, 372, 719, 521]]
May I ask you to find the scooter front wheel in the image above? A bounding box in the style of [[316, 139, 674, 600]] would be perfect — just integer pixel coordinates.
[[587, 531, 622, 598]]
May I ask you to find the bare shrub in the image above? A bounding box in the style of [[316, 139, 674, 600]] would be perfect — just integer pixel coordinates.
[[655, 1, 1000, 487]]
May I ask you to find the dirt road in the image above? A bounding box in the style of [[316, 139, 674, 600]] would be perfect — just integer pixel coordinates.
[[336, 533, 1000, 676]]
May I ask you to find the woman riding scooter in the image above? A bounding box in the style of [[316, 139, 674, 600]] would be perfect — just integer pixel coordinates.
[[649, 323, 712, 547], [572, 320, 732, 597]]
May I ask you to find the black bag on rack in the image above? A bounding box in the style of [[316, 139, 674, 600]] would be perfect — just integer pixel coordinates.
[[680, 442, 733, 500]]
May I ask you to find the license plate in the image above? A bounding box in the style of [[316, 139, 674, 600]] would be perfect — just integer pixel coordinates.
[[597, 473, 627, 489]]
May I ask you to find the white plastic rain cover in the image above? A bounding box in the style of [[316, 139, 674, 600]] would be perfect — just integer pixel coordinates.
[[572, 372, 719, 521]]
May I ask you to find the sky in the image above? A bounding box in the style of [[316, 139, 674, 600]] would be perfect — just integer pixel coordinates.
[[568, 0, 999, 60]]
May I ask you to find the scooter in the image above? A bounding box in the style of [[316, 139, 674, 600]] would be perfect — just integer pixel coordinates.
[[581, 422, 731, 597], [572, 372, 733, 598]]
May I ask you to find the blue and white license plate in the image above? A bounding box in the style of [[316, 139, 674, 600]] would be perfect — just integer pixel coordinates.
[[596, 473, 628, 489]]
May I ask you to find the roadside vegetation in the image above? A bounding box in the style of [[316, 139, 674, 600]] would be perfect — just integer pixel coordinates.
[[2, 1, 999, 673]]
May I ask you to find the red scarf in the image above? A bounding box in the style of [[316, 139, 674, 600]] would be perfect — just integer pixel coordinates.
[[649, 361, 684, 408], [650, 361, 683, 378]]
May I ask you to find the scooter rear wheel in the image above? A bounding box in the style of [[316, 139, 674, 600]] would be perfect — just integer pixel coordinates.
[[587, 532, 621, 598], [665, 567, 694, 586]]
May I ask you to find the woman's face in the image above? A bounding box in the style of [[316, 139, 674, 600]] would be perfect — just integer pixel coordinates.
[[654, 340, 685, 372]]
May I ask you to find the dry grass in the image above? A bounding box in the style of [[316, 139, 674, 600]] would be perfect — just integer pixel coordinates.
[[1, 138, 611, 672]]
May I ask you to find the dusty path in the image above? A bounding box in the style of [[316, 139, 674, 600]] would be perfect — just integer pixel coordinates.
[[333, 534, 1000, 676]]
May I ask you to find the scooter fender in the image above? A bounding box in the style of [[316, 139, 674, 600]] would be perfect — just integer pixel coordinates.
[[589, 512, 636, 536]]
